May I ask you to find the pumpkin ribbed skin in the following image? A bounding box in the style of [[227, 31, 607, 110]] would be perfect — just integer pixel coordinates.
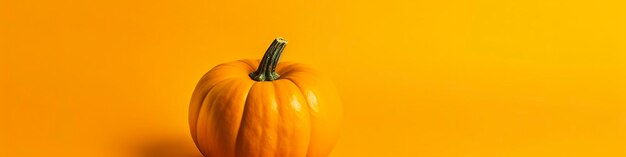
[[189, 58, 342, 157]]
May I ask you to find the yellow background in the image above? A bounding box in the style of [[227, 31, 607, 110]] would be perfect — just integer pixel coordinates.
[[2, 0, 626, 156]]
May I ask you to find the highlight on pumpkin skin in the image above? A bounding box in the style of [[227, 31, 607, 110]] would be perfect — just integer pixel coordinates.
[[249, 37, 288, 81]]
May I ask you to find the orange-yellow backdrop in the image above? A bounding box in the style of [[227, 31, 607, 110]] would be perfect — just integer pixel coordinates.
[[2, 0, 626, 156]]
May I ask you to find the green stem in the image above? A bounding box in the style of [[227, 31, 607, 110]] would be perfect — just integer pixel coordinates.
[[249, 37, 288, 81]]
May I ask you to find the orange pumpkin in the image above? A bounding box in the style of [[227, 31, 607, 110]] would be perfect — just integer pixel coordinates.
[[189, 37, 342, 157]]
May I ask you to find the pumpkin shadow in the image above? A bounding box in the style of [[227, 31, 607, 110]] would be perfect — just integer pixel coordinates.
[[133, 135, 204, 157]]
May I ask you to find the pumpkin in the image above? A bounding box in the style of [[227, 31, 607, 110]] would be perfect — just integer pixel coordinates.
[[189, 37, 342, 157]]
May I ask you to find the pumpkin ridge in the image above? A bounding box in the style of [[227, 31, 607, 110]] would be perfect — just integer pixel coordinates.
[[271, 81, 283, 156], [264, 82, 279, 156], [282, 77, 315, 156], [191, 62, 251, 134], [196, 78, 244, 156], [226, 79, 255, 157], [190, 77, 234, 146], [287, 78, 315, 156], [227, 78, 256, 155], [192, 90, 212, 149], [194, 86, 217, 155], [234, 82, 260, 157]]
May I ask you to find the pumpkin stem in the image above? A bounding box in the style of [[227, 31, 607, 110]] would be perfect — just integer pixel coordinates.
[[249, 37, 288, 81]]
